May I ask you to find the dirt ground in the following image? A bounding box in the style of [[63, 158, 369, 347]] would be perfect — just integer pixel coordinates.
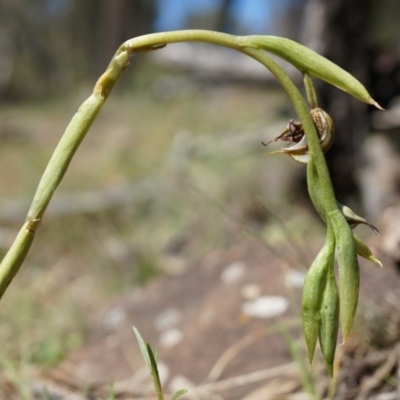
[[20, 227, 400, 400]]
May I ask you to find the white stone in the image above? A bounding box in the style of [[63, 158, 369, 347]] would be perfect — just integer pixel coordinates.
[[154, 308, 182, 331], [220, 261, 246, 284], [241, 296, 288, 319], [285, 269, 306, 288], [169, 374, 195, 393], [159, 328, 184, 348], [103, 305, 126, 331]]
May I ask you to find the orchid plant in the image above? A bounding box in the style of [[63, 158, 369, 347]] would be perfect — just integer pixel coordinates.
[[0, 30, 383, 376]]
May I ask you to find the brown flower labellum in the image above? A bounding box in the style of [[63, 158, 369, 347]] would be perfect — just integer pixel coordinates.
[[264, 108, 334, 164]]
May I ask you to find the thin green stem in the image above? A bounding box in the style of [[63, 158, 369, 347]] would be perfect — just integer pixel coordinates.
[[27, 50, 131, 221], [0, 222, 35, 297], [122, 30, 244, 52], [239, 47, 337, 213], [0, 50, 130, 299], [121, 30, 338, 214]]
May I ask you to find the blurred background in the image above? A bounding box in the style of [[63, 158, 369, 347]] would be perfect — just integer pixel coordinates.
[[1, 0, 400, 195], [1, 0, 400, 398]]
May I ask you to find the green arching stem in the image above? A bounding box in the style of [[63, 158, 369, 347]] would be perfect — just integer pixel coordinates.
[[121, 31, 382, 108], [0, 29, 340, 300], [124, 30, 338, 213], [239, 47, 338, 215], [0, 50, 131, 299], [27, 50, 131, 221], [0, 222, 35, 296]]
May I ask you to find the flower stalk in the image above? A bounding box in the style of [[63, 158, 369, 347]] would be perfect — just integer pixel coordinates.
[[0, 29, 383, 376]]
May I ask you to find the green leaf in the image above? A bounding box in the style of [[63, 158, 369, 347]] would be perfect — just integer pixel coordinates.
[[319, 267, 339, 378], [302, 234, 334, 364], [132, 326, 151, 370], [133, 327, 164, 400], [329, 210, 360, 340], [245, 36, 382, 109], [146, 343, 164, 400], [108, 380, 115, 400]]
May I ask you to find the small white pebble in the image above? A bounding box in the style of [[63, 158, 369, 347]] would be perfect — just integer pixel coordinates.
[[169, 375, 195, 393], [220, 261, 246, 284], [368, 392, 398, 400], [159, 328, 183, 348], [240, 284, 261, 300], [285, 269, 306, 288], [242, 296, 288, 319], [154, 308, 182, 331], [103, 306, 126, 331]]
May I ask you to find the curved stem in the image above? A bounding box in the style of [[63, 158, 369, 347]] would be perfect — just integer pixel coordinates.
[[0, 49, 131, 299], [122, 30, 244, 52], [121, 30, 338, 214], [27, 50, 131, 221], [0, 29, 339, 300], [239, 47, 337, 212]]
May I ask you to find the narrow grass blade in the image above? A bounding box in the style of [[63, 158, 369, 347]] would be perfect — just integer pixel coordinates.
[[133, 326, 152, 370], [133, 327, 164, 400], [171, 389, 188, 400], [146, 343, 164, 400]]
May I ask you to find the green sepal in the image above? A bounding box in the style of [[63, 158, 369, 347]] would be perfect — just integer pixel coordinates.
[[354, 234, 383, 267]]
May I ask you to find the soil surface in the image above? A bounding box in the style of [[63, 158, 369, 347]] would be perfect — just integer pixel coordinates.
[[29, 230, 400, 400]]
